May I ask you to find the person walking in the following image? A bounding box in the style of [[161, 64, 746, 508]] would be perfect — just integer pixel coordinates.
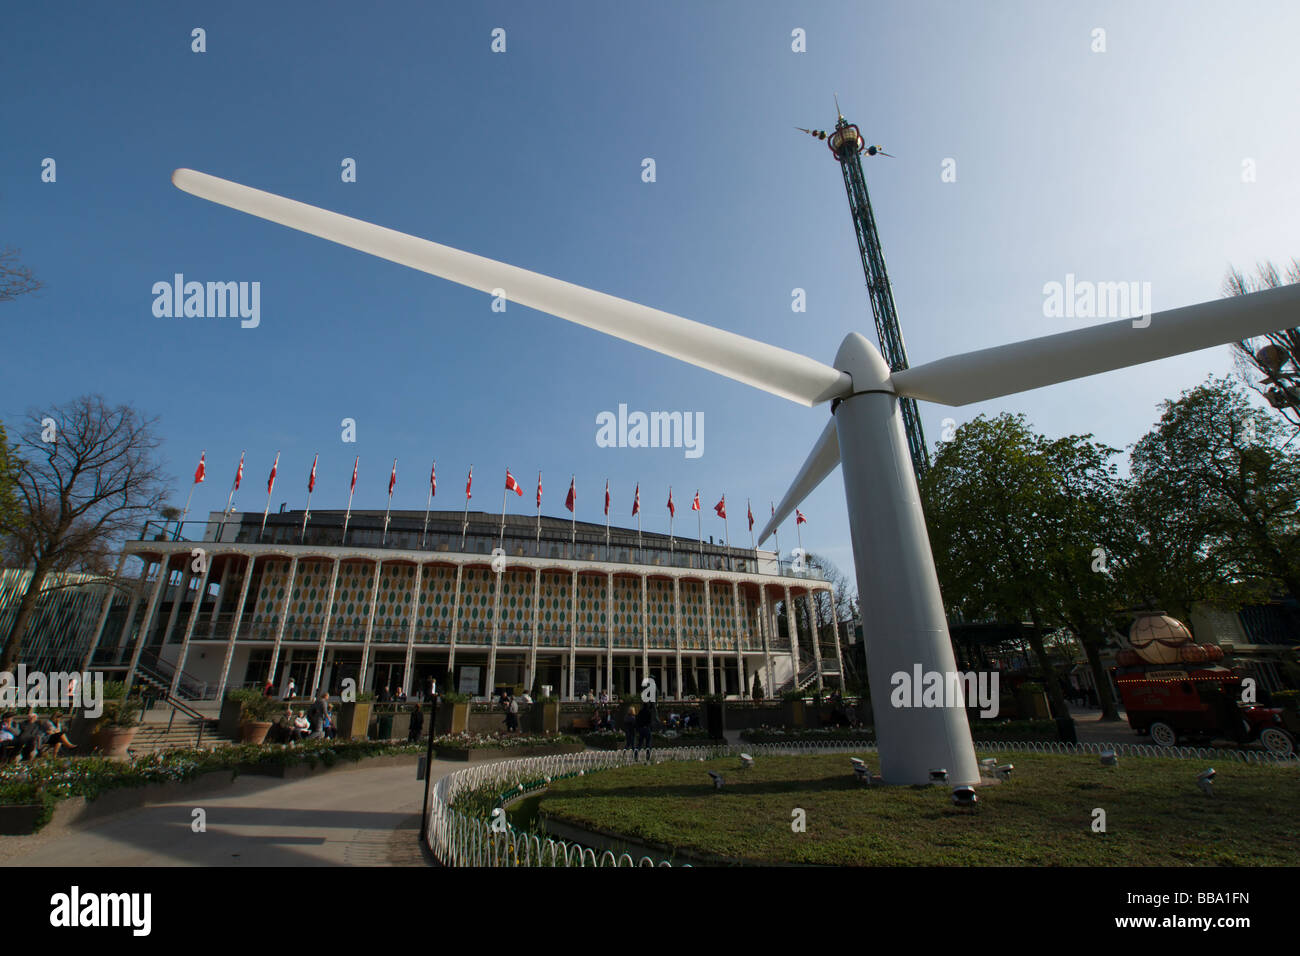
[[623, 705, 637, 753], [409, 703, 424, 742], [635, 699, 655, 761], [307, 691, 328, 739]]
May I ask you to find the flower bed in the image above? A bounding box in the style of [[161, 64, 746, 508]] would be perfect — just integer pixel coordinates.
[[0, 739, 423, 835], [581, 729, 713, 750], [739, 719, 1058, 744], [432, 732, 585, 761]]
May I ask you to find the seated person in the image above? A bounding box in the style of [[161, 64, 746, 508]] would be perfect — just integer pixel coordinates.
[[292, 711, 311, 741], [39, 713, 76, 757], [0, 714, 17, 762]]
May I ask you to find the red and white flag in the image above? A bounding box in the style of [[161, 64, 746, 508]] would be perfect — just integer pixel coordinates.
[[388, 459, 397, 497], [537, 471, 543, 507], [308, 455, 318, 493], [234, 452, 244, 491], [349, 457, 358, 495], [714, 495, 726, 519], [667, 488, 675, 517], [565, 477, 576, 513], [691, 491, 700, 512], [430, 461, 437, 496], [632, 484, 640, 516], [796, 508, 807, 525], [465, 466, 473, 500], [747, 500, 754, 531], [505, 470, 523, 496], [267, 452, 279, 495], [604, 480, 609, 516], [193, 451, 206, 484]]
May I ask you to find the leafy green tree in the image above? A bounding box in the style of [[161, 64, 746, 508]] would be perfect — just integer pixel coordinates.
[[1129, 376, 1300, 604]]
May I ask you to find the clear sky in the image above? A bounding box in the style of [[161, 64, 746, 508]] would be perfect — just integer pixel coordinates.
[[4, 0, 1299, 579]]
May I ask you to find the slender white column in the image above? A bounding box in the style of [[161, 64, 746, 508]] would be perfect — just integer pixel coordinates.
[[672, 577, 683, 701], [703, 580, 715, 695], [732, 581, 746, 696], [82, 551, 128, 670], [486, 563, 502, 696], [170, 551, 214, 697], [159, 567, 193, 651], [112, 561, 149, 664], [124, 556, 171, 693], [447, 564, 463, 681], [827, 585, 845, 690], [808, 590, 825, 692], [402, 562, 423, 694], [784, 585, 800, 684], [760, 587, 774, 699], [311, 558, 342, 695], [358, 560, 383, 693], [215, 555, 256, 700], [208, 559, 232, 638], [266, 556, 300, 686], [528, 568, 540, 693], [605, 572, 613, 694], [639, 574, 649, 684], [568, 570, 578, 699]]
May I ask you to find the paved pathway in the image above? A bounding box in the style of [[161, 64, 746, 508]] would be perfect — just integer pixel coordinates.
[[0, 758, 466, 867]]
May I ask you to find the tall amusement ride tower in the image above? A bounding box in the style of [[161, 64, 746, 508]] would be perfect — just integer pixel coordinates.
[[800, 108, 929, 476]]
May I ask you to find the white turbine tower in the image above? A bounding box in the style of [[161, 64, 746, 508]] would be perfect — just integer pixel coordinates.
[[171, 167, 1300, 785]]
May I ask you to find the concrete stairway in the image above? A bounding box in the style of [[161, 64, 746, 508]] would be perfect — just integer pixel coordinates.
[[125, 719, 239, 755]]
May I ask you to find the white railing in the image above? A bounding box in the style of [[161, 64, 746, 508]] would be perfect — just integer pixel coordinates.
[[424, 738, 1297, 866]]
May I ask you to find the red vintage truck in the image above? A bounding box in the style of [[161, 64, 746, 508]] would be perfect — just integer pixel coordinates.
[[1113, 650, 1295, 755]]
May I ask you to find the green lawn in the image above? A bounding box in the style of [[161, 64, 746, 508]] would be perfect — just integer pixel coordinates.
[[532, 752, 1300, 866]]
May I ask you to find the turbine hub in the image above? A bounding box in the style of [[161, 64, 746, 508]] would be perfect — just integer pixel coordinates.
[[834, 332, 893, 395]]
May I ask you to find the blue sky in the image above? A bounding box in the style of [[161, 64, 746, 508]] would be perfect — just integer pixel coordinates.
[[4, 0, 1299, 578]]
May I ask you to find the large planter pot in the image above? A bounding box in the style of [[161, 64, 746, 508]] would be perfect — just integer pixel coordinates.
[[704, 702, 726, 739], [540, 702, 560, 734], [336, 701, 373, 741], [388, 712, 412, 741], [436, 702, 470, 735], [1017, 691, 1050, 720], [782, 700, 806, 728], [95, 726, 139, 758], [240, 721, 272, 745], [218, 698, 246, 739]]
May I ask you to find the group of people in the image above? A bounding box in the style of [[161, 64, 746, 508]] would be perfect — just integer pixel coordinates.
[[268, 692, 337, 744], [622, 702, 658, 760], [0, 711, 77, 763]]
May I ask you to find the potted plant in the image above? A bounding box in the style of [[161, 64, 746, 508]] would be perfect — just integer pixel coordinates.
[[436, 692, 471, 734], [94, 691, 143, 758], [226, 689, 278, 743], [335, 691, 373, 741], [781, 689, 806, 728]]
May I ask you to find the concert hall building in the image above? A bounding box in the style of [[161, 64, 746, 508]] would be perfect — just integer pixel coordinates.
[[84, 509, 844, 702]]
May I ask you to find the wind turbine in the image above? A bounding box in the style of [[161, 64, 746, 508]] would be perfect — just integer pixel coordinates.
[[171, 167, 1300, 785]]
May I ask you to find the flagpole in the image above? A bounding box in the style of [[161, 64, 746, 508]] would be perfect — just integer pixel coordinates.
[[218, 451, 242, 542], [536, 469, 542, 550], [382, 458, 396, 546], [748, 498, 755, 551], [259, 451, 279, 543], [421, 460, 435, 549], [669, 486, 674, 554], [722, 495, 731, 571], [178, 481, 198, 541], [772, 502, 779, 562], [696, 491, 702, 559], [343, 457, 357, 546], [604, 480, 610, 562], [461, 465, 472, 551], [569, 475, 576, 547], [637, 510, 642, 564], [498, 481, 508, 550]]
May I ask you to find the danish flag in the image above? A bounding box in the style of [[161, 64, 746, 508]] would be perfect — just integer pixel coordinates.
[[747, 500, 753, 531], [267, 452, 279, 495], [537, 471, 543, 507], [234, 452, 244, 491], [308, 455, 317, 493], [667, 488, 675, 517], [193, 451, 206, 484], [430, 461, 436, 496], [388, 460, 397, 497], [691, 491, 700, 511], [714, 496, 726, 519], [466, 466, 472, 500], [796, 509, 807, 525], [632, 484, 640, 515], [349, 457, 358, 495], [505, 470, 523, 496], [565, 477, 576, 513], [604, 480, 609, 516]]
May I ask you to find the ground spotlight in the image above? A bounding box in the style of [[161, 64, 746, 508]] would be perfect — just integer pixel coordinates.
[[994, 763, 1014, 781], [929, 768, 948, 784], [708, 770, 725, 790], [979, 758, 997, 771], [850, 757, 872, 784], [1100, 750, 1118, 767], [740, 753, 754, 769], [1197, 768, 1216, 797], [951, 786, 978, 807]]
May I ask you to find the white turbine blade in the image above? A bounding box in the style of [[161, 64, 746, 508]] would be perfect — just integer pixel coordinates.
[[757, 418, 839, 544], [171, 168, 851, 407], [891, 284, 1300, 406]]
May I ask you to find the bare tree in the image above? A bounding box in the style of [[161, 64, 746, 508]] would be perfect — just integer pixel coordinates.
[[0, 396, 169, 669], [0, 247, 42, 302], [1224, 259, 1300, 430]]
